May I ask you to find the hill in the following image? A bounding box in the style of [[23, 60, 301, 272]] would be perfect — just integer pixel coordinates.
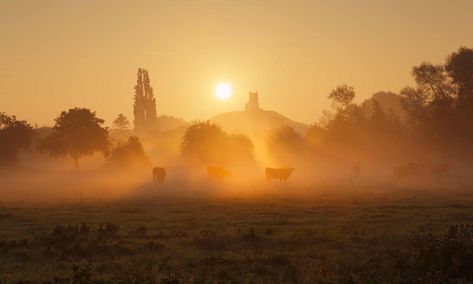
[[157, 115, 188, 131], [210, 110, 308, 137], [210, 92, 309, 137]]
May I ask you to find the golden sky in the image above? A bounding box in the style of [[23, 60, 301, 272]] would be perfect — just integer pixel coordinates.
[[1, 0, 472, 126]]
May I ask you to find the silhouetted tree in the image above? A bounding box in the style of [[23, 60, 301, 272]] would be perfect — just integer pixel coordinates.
[[413, 63, 456, 119], [446, 47, 473, 104], [181, 121, 253, 164], [113, 113, 130, 130], [361, 91, 406, 122], [38, 108, 110, 170], [367, 100, 387, 131], [324, 85, 366, 146], [0, 113, 34, 165], [319, 85, 406, 159], [133, 68, 157, 133], [446, 47, 473, 140], [106, 136, 150, 169], [328, 84, 356, 112], [400, 62, 457, 142]]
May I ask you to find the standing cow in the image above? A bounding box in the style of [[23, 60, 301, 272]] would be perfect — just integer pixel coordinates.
[[152, 167, 166, 183], [207, 166, 232, 180], [265, 167, 295, 182], [392, 162, 424, 180]]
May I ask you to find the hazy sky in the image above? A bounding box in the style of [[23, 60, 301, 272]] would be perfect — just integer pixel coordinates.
[[1, 0, 472, 126]]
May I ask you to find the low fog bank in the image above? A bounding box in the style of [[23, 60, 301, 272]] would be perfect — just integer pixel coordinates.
[[1, 151, 471, 206], [2, 118, 473, 206]]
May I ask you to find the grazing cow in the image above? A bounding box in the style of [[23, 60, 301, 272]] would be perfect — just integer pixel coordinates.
[[207, 166, 232, 180], [429, 164, 450, 179], [152, 167, 166, 183], [265, 167, 295, 182], [392, 162, 425, 180]]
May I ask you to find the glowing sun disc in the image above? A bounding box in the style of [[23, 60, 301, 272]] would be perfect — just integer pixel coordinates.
[[215, 83, 232, 100]]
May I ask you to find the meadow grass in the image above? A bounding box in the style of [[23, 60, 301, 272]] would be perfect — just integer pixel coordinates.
[[1, 185, 473, 283]]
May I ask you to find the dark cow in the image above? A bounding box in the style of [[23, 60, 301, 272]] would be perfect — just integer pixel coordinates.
[[207, 166, 232, 180], [152, 167, 166, 183], [265, 167, 295, 182], [392, 162, 425, 180], [429, 164, 450, 179]]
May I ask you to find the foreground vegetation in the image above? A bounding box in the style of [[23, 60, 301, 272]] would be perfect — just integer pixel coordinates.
[[1, 186, 473, 283]]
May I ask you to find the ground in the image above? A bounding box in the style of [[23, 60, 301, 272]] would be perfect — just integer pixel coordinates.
[[1, 185, 473, 283]]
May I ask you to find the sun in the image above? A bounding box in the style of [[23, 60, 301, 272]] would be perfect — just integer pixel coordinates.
[[215, 83, 232, 100]]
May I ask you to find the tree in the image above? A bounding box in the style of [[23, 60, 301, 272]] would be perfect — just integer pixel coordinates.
[[133, 68, 157, 133], [412, 63, 456, 106], [399, 86, 429, 127], [38, 108, 110, 170], [181, 121, 227, 164], [328, 84, 356, 112], [368, 100, 387, 130], [400, 62, 456, 140], [181, 121, 253, 164], [446, 47, 473, 102], [113, 114, 130, 130], [0, 113, 34, 165], [106, 136, 150, 169], [445, 47, 473, 135]]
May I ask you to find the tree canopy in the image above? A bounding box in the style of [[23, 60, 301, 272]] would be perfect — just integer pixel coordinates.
[[181, 121, 253, 165], [106, 136, 150, 169], [112, 114, 131, 130], [0, 113, 34, 165], [38, 108, 110, 170]]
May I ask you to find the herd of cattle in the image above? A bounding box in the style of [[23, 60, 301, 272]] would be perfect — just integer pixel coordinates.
[[152, 166, 295, 183], [391, 162, 450, 180], [152, 162, 451, 184]]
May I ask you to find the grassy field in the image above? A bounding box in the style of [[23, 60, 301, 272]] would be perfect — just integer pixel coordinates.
[[1, 185, 473, 283]]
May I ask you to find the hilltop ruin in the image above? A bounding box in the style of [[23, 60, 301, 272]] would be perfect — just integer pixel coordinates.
[[245, 91, 261, 112]]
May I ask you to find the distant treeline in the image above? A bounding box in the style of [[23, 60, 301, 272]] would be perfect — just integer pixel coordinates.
[[271, 47, 473, 166], [1, 47, 473, 169]]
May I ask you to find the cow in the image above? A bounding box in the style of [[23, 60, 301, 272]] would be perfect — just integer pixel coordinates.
[[392, 162, 425, 180], [265, 167, 295, 182], [207, 166, 232, 180], [152, 167, 166, 183], [429, 164, 450, 179], [351, 162, 361, 182]]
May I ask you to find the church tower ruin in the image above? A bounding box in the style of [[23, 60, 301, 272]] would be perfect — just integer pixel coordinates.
[[245, 91, 261, 112], [133, 68, 157, 133]]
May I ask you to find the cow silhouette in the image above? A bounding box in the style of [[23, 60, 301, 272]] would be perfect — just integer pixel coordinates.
[[152, 167, 166, 183], [265, 167, 295, 182], [392, 162, 424, 180], [207, 166, 232, 180]]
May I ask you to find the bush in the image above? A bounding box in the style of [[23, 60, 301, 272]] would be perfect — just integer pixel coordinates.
[[106, 136, 150, 169], [402, 224, 473, 282]]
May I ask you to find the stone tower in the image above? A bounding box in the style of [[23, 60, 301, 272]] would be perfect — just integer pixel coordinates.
[[245, 91, 261, 112]]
